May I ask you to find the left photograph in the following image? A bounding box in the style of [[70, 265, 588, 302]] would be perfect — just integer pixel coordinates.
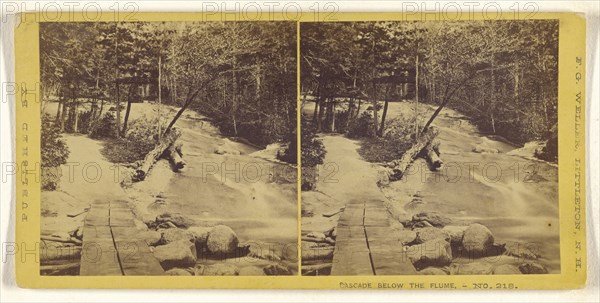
[[39, 21, 298, 276]]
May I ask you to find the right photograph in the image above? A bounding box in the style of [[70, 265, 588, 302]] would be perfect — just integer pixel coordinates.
[[300, 20, 560, 276]]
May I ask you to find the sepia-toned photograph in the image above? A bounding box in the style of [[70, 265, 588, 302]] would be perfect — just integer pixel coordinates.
[[300, 20, 559, 276], [39, 21, 298, 276]]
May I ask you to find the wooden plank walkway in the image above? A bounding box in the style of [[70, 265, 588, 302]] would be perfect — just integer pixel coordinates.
[[331, 200, 417, 275], [80, 200, 164, 276]]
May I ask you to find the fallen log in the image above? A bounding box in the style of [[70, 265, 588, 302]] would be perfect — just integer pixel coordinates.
[[387, 127, 439, 180], [133, 128, 181, 182], [165, 143, 186, 171], [301, 263, 333, 276], [423, 139, 443, 170], [67, 208, 89, 218], [174, 142, 183, 157], [301, 236, 336, 245], [41, 236, 82, 245]]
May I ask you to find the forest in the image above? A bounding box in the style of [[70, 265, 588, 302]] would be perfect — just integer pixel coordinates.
[[300, 20, 559, 164], [40, 21, 297, 189]]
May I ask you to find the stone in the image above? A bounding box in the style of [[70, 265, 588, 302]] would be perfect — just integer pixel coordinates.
[[518, 262, 548, 274], [462, 223, 495, 255], [449, 262, 493, 275], [306, 231, 327, 241], [412, 221, 434, 228], [159, 228, 195, 244], [263, 264, 293, 276], [238, 266, 266, 276], [442, 225, 468, 244], [493, 264, 522, 275], [153, 239, 197, 269], [396, 230, 417, 244], [156, 212, 195, 228], [325, 227, 337, 239], [472, 145, 499, 154], [412, 212, 452, 227], [133, 219, 148, 231], [419, 267, 448, 275], [407, 238, 452, 269], [188, 226, 212, 244], [214, 146, 241, 155], [165, 268, 193, 276], [197, 263, 240, 276], [505, 244, 540, 260], [412, 227, 450, 244], [206, 225, 239, 255], [143, 230, 163, 246]]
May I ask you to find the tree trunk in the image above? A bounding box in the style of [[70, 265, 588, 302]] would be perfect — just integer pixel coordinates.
[[330, 102, 336, 132], [158, 55, 162, 140], [121, 85, 135, 136], [133, 128, 181, 182], [114, 24, 121, 138], [414, 53, 420, 138], [73, 100, 79, 133], [164, 89, 200, 135], [56, 96, 63, 124], [371, 83, 378, 137], [312, 98, 319, 122], [317, 98, 325, 132], [379, 98, 389, 136]]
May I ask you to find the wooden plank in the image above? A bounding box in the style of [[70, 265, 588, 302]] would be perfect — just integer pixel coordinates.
[[115, 240, 164, 276], [331, 237, 372, 276], [80, 240, 122, 276]]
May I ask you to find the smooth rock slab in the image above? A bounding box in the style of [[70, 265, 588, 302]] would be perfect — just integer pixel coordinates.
[[153, 239, 197, 269]]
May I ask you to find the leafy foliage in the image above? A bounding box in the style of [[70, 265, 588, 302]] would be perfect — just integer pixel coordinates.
[[300, 118, 326, 168], [89, 112, 118, 139], [358, 116, 414, 163], [102, 116, 162, 163], [347, 112, 376, 139], [41, 114, 69, 190]]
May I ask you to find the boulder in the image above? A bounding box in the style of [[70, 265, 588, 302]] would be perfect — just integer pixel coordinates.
[[325, 227, 337, 239], [412, 221, 434, 228], [159, 228, 195, 244], [462, 224, 494, 255], [153, 239, 197, 269], [188, 226, 212, 244], [156, 212, 195, 228], [493, 264, 522, 275], [238, 266, 266, 276], [472, 145, 499, 154], [165, 268, 193, 276], [197, 263, 240, 276], [305, 231, 326, 242], [396, 230, 417, 244], [518, 262, 548, 274], [143, 230, 163, 246], [419, 267, 448, 275], [449, 262, 493, 275], [407, 238, 452, 269], [505, 244, 540, 260], [206, 225, 239, 255], [263, 264, 293, 276], [442, 225, 468, 244], [412, 227, 450, 244], [412, 212, 452, 227]]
